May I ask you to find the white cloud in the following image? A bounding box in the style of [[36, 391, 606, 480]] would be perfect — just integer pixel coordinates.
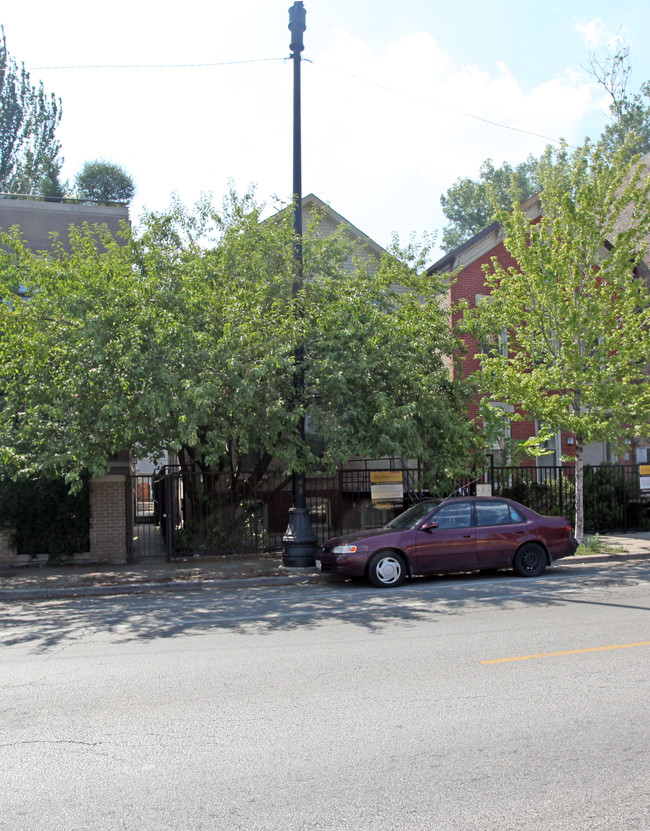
[[575, 18, 608, 48], [0, 2, 617, 256], [575, 17, 630, 51], [297, 28, 599, 249]]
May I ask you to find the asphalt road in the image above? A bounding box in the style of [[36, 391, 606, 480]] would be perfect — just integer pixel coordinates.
[[2, 560, 649, 831]]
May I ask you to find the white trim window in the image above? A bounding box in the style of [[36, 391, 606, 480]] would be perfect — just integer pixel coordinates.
[[475, 295, 508, 359], [535, 421, 561, 468], [488, 401, 514, 466]]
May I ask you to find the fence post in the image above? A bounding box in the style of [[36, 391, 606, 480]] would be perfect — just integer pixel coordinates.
[[126, 474, 134, 563], [337, 467, 343, 536], [165, 472, 175, 561]]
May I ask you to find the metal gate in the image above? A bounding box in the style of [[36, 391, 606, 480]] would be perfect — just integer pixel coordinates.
[[127, 473, 167, 559], [128, 463, 422, 560]]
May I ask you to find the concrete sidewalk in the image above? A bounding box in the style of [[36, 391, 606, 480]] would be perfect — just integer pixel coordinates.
[[1, 532, 650, 601], [0, 550, 320, 601]]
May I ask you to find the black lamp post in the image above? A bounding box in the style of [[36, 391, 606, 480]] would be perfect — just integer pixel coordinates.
[[282, 1, 318, 568]]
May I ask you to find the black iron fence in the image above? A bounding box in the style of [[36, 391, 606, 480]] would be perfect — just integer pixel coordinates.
[[128, 461, 650, 559], [477, 462, 648, 534], [130, 464, 422, 559]]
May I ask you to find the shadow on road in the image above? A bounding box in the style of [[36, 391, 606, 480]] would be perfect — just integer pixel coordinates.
[[2, 561, 649, 653]]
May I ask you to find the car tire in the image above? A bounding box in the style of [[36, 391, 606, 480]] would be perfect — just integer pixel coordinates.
[[513, 542, 547, 577], [367, 551, 406, 588]]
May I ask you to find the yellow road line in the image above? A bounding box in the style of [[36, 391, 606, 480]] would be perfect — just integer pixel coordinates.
[[481, 641, 650, 665]]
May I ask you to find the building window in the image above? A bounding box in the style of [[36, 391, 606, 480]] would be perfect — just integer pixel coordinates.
[[475, 294, 508, 359], [487, 401, 514, 466], [535, 422, 560, 468]]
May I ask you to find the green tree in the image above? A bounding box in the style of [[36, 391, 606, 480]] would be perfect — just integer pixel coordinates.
[[0, 26, 63, 195], [0, 191, 478, 498], [462, 137, 650, 542], [74, 159, 135, 205], [440, 156, 539, 252], [587, 40, 650, 159]]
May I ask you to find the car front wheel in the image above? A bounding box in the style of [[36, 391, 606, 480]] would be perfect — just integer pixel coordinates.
[[367, 551, 406, 588], [513, 542, 547, 577]]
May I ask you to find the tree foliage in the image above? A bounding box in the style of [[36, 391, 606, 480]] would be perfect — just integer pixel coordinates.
[[587, 39, 650, 159], [440, 156, 539, 252], [0, 26, 63, 195], [0, 191, 478, 492], [440, 44, 650, 255], [74, 159, 135, 205], [462, 137, 650, 541]]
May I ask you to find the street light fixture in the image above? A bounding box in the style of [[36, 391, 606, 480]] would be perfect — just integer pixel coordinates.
[[282, 1, 318, 568]]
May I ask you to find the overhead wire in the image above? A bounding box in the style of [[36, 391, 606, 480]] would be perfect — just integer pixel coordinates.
[[28, 53, 566, 146], [29, 57, 287, 70], [311, 61, 565, 145]]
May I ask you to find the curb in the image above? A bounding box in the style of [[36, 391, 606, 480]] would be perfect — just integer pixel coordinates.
[[561, 551, 650, 565], [1, 551, 649, 602]]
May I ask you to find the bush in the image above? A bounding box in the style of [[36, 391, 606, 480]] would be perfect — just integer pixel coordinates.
[[0, 474, 90, 559], [176, 508, 261, 556], [583, 464, 645, 533], [500, 471, 574, 519], [493, 463, 648, 532]]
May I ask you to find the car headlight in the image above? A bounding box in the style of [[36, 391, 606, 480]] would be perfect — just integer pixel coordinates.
[[332, 544, 358, 554]]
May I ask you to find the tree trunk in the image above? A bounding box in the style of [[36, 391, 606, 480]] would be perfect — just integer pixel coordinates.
[[575, 437, 584, 544]]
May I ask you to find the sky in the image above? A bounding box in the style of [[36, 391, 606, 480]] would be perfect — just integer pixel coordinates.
[[3, 0, 650, 259]]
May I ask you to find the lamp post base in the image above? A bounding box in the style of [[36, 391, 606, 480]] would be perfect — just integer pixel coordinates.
[[282, 507, 318, 567]]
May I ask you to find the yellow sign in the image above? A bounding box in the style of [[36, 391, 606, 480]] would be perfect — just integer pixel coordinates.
[[370, 471, 403, 484], [371, 483, 403, 501], [370, 471, 404, 504], [641, 464, 650, 491]]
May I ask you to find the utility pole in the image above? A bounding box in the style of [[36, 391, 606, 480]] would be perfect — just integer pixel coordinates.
[[282, 1, 318, 568]]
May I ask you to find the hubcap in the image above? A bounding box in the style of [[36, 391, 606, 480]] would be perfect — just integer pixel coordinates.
[[376, 556, 402, 584], [522, 549, 539, 570]]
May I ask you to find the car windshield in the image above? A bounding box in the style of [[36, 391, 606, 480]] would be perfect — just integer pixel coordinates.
[[386, 500, 441, 530]]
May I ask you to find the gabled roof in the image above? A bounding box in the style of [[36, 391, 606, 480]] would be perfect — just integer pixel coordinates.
[[428, 192, 542, 275], [430, 152, 650, 279], [299, 193, 387, 258], [427, 220, 501, 274]]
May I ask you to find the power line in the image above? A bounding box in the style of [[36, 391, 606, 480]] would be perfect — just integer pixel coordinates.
[[29, 57, 287, 70], [312, 61, 565, 146], [29, 52, 565, 145]]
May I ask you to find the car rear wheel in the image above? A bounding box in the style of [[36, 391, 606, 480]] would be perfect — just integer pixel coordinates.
[[367, 551, 406, 588], [513, 542, 547, 577]]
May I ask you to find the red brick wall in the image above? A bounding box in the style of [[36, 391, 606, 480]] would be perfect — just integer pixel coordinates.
[[89, 475, 128, 563], [450, 239, 577, 460], [0, 529, 16, 565]]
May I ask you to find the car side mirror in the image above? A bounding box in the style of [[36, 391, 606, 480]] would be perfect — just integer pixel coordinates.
[[420, 521, 439, 532]]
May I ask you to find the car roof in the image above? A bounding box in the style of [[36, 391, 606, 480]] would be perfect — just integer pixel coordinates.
[[416, 496, 525, 507], [431, 495, 524, 506]]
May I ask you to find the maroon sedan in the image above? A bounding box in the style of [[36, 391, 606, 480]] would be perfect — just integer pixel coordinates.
[[317, 496, 578, 588]]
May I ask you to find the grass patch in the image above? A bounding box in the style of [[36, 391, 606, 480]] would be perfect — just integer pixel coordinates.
[[576, 533, 625, 556]]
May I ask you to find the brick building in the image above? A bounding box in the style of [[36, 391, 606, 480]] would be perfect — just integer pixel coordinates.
[[0, 196, 131, 565], [427, 191, 640, 468]]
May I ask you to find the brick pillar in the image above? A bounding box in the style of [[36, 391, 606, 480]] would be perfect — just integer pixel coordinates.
[[0, 528, 17, 566], [89, 475, 128, 564]]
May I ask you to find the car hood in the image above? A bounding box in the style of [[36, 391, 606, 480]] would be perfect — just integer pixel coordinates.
[[321, 527, 398, 551]]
